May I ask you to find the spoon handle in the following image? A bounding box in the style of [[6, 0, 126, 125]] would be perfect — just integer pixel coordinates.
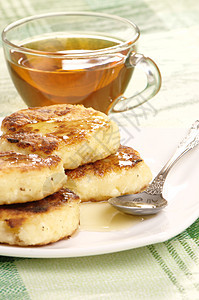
[[146, 120, 199, 195]]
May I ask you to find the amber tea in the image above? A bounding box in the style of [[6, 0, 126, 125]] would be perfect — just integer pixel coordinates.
[[7, 35, 134, 113], [3, 13, 161, 113]]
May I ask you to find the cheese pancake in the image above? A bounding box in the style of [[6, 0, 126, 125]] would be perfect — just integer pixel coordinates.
[[64, 145, 152, 202], [0, 188, 80, 246], [0, 104, 120, 169], [0, 151, 67, 205]]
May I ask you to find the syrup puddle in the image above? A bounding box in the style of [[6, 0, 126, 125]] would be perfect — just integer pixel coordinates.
[[80, 202, 151, 232]]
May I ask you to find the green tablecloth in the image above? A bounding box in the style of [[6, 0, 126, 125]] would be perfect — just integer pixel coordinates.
[[0, 0, 199, 299]]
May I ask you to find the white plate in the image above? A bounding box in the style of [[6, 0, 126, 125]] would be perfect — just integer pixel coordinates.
[[0, 121, 198, 258]]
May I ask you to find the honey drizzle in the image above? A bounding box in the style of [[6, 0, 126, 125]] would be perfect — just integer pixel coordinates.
[[79, 201, 150, 232]]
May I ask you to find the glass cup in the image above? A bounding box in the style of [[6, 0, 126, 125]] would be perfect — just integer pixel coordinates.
[[2, 12, 161, 114]]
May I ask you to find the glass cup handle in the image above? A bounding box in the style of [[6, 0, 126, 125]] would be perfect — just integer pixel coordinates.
[[110, 52, 162, 113]]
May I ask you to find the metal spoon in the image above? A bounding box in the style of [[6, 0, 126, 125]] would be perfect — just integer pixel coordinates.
[[108, 120, 199, 215]]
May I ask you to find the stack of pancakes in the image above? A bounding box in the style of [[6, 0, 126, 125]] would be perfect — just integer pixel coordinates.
[[0, 104, 152, 246]]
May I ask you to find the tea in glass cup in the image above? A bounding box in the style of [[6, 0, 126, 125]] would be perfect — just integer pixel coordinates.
[[2, 12, 161, 114]]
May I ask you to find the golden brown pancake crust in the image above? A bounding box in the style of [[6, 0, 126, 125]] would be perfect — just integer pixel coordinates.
[[1, 105, 73, 132], [0, 188, 79, 229], [65, 145, 143, 178], [0, 104, 113, 156], [0, 151, 61, 172], [1, 104, 109, 133], [4, 132, 59, 155]]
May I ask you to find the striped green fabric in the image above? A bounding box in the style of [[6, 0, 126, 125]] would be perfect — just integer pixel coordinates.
[[0, 257, 29, 300], [1, 228, 199, 299], [0, 0, 199, 299]]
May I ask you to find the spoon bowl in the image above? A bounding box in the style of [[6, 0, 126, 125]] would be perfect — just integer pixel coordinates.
[[108, 193, 167, 215]]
